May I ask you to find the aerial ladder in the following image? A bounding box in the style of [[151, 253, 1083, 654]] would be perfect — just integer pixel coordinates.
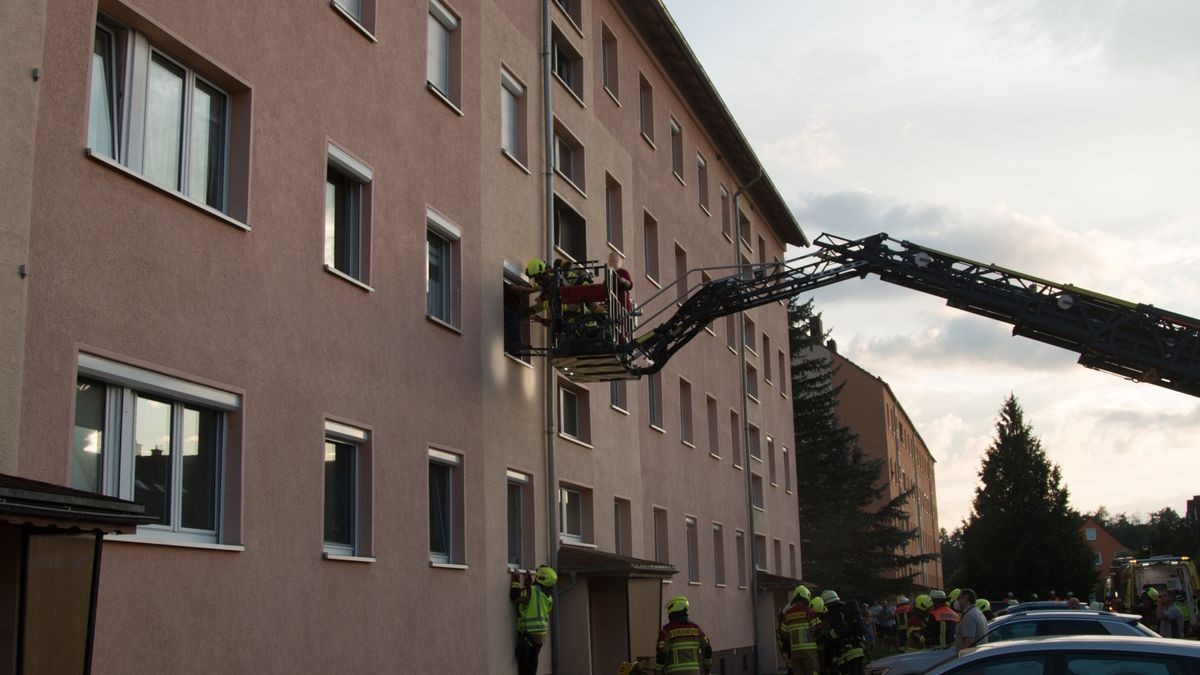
[[517, 232, 1200, 397]]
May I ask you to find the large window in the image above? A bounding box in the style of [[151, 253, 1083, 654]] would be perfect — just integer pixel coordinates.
[[427, 209, 461, 327], [429, 448, 464, 564], [324, 420, 372, 557], [71, 354, 239, 544], [325, 144, 373, 285], [427, 0, 461, 106], [87, 14, 246, 219], [501, 69, 527, 165]]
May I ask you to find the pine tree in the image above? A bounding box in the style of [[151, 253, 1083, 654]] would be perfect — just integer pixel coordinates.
[[954, 394, 1096, 599], [788, 298, 937, 598]]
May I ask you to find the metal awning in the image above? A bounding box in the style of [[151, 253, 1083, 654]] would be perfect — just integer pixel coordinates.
[[0, 473, 147, 533], [558, 547, 678, 579]]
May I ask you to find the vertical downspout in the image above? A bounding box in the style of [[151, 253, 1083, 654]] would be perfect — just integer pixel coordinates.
[[733, 169, 764, 674], [541, 1, 560, 673]]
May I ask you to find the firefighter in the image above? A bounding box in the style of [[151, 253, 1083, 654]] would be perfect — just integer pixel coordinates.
[[809, 596, 830, 675], [511, 564, 556, 675], [654, 596, 713, 674], [924, 590, 959, 649], [820, 591, 865, 675], [520, 258, 555, 324], [906, 595, 930, 651], [976, 598, 995, 621], [947, 588, 962, 614], [893, 595, 912, 651], [780, 585, 820, 675]]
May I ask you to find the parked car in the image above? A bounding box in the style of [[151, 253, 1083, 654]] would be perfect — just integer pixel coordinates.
[[993, 601, 1070, 616], [923, 636, 1200, 675], [865, 610, 1156, 675]]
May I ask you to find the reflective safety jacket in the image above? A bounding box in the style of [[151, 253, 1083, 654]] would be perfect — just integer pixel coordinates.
[[895, 603, 912, 629], [924, 605, 959, 649], [780, 602, 818, 655], [825, 601, 865, 665], [655, 620, 713, 674], [512, 581, 553, 637]]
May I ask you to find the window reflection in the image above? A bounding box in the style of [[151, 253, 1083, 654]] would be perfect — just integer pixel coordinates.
[[187, 81, 226, 208], [134, 394, 173, 525], [144, 54, 186, 189], [88, 28, 116, 158], [181, 406, 219, 531], [71, 378, 106, 493], [323, 441, 354, 547]]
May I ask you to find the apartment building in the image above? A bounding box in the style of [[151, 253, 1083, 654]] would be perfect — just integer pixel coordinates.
[[815, 343, 943, 591], [2, 0, 806, 672]]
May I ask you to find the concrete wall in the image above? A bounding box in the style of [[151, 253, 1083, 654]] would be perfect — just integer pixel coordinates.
[[0, 0, 45, 476]]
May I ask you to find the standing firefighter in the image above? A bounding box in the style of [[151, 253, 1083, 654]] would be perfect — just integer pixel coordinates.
[[821, 591, 866, 675], [511, 564, 556, 675], [779, 585, 820, 675], [924, 590, 959, 649], [655, 596, 713, 674]]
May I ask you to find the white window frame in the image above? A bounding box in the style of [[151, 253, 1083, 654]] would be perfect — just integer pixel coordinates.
[[75, 353, 238, 545], [559, 486, 585, 544], [506, 470, 531, 568], [426, 0, 459, 101], [88, 15, 232, 214], [428, 448, 461, 564], [500, 69, 525, 163], [323, 420, 368, 556], [426, 208, 461, 328], [325, 144, 372, 285]]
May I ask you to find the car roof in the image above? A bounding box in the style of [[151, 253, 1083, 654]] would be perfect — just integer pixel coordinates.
[[959, 635, 1200, 660], [994, 610, 1141, 622]]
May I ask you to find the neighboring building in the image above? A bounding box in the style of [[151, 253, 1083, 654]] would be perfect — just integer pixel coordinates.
[[3, 1, 805, 673], [1080, 516, 1134, 572], [814, 341, 943, 591]]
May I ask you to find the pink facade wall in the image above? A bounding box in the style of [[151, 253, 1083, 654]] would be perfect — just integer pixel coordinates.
[[12, 0, 802, 672]]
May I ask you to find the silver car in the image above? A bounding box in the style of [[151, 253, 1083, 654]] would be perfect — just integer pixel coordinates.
[[923, 635, 1200, 675], [865, 610, 1156, 675]]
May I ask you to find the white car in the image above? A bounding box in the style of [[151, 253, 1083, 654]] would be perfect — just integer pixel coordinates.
[[923, 635, 1200, 675], [865, 610, 1156, 675]]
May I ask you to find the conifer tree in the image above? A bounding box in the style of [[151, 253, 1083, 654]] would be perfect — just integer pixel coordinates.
[[954, 394, 1096, 598], [788, 298, 936, 598]]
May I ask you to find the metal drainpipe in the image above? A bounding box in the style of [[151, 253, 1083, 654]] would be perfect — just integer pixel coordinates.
[[733, 169, 764, 674], [541, 1, 561, 673]]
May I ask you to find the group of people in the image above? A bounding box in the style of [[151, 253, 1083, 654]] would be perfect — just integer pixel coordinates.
[[1132, 587, 1194, 638], [775, 586, 992, 675]]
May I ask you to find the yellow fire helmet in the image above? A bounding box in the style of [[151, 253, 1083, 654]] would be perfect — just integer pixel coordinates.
[[809, 597, 826, 614], [915, 594, 933, 611], [792, 585, 812, 603], [666, 595, 690, 615], [534, 565, 558, 587], [976, 598, 991, 613], [526, 258, 548, 277], [948, 588, 961, 603]]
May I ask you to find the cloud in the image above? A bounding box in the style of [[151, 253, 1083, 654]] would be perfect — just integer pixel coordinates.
[[759, 110, 847, 172], [850, 316, 1077, 372]]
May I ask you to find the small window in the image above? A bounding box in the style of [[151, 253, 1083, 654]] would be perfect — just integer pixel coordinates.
[[670, 119, 684, 178], [738, 208, 751, 248], [751, 474, 765, 510], [427, 0, 462, 106], [322, 420, 373, 558], [427, 210, 462, 327], [605, 174, 623, 252], [706, 395, 719, 457], [748, 424, 761, 461], [638, 74, 654, 143], [767, 437, 777, 485], [429, 448, 464, 564], [789, 543, 797, 577], [551, 28, 583, 100], [553, 0, 582, 29], [730, 409, 742, 468], [332, 0, 376, 35], [712, 523, 726, 586], [643, 211, 660, 282], [725, 315, 736, 350], [674, 244, 688, 304], [758, 235, 767, 266], [773, 538, 782, 575], [778, 349, 788, 396], [1095, 551, 1103, 566], [610, 380, 628, 411], [601, 23, 619, 99], [507, 470, 532, 567], [503, 265, 533, 361], [720, 185, 731, 238], [614, 498, 632, 555], [679, 378, 694, 445], [734, 530, 747, 587], [648, 372, 664, 429], [653, 507, 669, 562], [763, 335, 773, 383], [746, 362, 759, 400], [559, 484, 591, 544], [1085, 527, 1097, 541], [559, 380, 591, 444], [553, 122, 585, 190], [553, 196, 587, 261], [501, 69, 528, 165], [753, 534, 767, 571], [685, 517, 700, 583], [325, 144, 373, 284], [697, 154, 709, 210], [783, 446, 792, 492], [743, 315, 757, 351], [71, 356, 239, 545]]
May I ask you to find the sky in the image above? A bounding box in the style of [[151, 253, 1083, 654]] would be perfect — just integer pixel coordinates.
[[663, 0, 1200, 531]]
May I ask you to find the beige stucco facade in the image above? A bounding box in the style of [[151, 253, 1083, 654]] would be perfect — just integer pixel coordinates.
[[820, 345, 944, 591], [4, 0, 805, 673]]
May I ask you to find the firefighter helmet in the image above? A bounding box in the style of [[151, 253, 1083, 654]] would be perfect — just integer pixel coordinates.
[[793, 585, 812, 603], [1145, 588, 1159, 601], [810, 597, 826, 614], [666, 595, 690, 615], [976, 599, 991, 613], [526, 258, 548, 277], [930, 590, 947, 602], [534, 565, 558, 587], [948, 588, 961, 603], [915, 594, 933, 611], [820, 590, 839, 604], [896, 595, 910, 605]]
